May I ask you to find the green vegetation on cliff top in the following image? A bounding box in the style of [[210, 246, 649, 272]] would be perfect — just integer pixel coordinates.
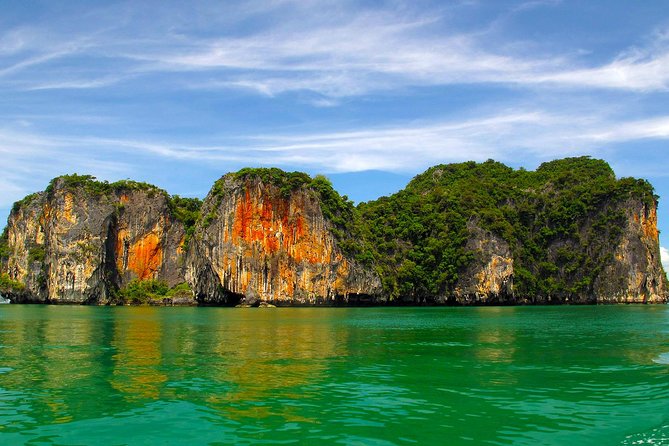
[[359, 157, 658, 301], [11, 192, 41, 214], [168, 195, 202, 249], [45, 174, 161, 197], [234, 168, 312, 197]]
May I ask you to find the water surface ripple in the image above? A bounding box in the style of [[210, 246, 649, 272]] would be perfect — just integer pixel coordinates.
[[0, 305, 668, 445]]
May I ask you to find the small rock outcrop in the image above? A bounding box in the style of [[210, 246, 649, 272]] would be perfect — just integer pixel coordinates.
[[186, 170, 382, 305], [592, 198, 666, 303], [452, 222, 514, 304]]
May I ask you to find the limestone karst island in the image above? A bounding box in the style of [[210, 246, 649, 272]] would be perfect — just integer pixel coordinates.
[[0, 157, 667, 306]]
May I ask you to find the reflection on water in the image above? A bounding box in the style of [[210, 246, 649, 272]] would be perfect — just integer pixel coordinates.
[[111, 308, 167, 400], [0, 306, 350, 431], [0, 305, 668, 445], [198, 309, 347, 423], [0, 306, 119, 429], [473, 307, 517, 366]]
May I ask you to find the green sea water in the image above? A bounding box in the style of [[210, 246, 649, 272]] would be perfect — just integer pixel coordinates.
[[0, 305, 668, 445]]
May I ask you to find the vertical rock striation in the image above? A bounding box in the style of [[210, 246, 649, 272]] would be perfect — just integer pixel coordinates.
[[452, 222, 515, 304], [3, 176, 187, 303], [592, 198, 666, 303], [186, 171, 382, 305], [113, 189, 185, 287]]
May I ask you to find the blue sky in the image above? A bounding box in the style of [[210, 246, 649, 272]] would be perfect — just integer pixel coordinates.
[[1, 0, 669, 269]]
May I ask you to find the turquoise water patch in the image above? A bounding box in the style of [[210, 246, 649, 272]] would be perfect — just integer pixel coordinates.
[[0, 305, 668, 445]]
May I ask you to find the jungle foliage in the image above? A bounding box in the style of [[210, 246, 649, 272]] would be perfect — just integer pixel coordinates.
[[359, 157, 657, 301], [168, 195, 202, 249], [45, 174, 162, 197], [115, 279, 192, 304], [0, 273, 24, 293], [0, 227, 8, 265]]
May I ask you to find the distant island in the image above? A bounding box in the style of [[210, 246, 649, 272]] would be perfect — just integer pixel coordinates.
[[0, 157, 667, 306]]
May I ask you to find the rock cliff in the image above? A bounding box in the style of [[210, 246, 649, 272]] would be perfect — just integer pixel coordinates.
[[591, 198, 666, 303], [2, 175, 189, 304], [452, 222, 515, 304], [1, 158, 667, 305], [359, 157, 668, 304], [186, 170, 382, 305]]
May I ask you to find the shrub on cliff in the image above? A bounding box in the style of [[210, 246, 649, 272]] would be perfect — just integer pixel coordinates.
[[168, 195, 202, 249], [0, 273, 25, 293], [116, 279, 193, 304], [0, 228, 8, 265], [116, 279, 169, 304], [45, 174, 163, 197], [11, 193, 41, 214]]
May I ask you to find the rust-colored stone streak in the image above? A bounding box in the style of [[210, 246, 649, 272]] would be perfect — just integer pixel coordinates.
[[113, 198, 185, 287], [60, 192, 77, 224], [116, 226, 165, 281], [126, 233, 163, 280], [221, 185, 341, 301], [115, 228, 128, 273], [230, 188, 334, 264], [190, 177, 380, 304], [639, 205, 659, 241]]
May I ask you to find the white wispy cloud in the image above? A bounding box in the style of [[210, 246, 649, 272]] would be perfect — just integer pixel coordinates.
[[0, 2, 667, 96], [578, 117, 669, 143], [661, 247, 669, 273], [533, 51, 669, 92], [144, 17, 559, 97], [0, 27, 99, 77], [0, 129, 132, 208], [22, 74, 134, 91], [3, 109, 668, 181]]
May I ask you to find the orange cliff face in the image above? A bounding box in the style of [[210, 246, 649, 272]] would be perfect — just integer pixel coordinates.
[[3, 179, 187, 303], [229, 188, 337, 264], [116, 230, 164, 281], [636, 205, 659, 241], [111, 192, 186, 288], [187, 176, 381, 305]]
